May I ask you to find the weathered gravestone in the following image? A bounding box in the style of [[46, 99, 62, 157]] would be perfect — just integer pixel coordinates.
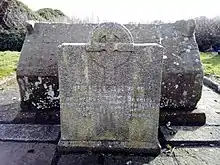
[[57, 23, 164, 154], [16, 20, 203, 120]]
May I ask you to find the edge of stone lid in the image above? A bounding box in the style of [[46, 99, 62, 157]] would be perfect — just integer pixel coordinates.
[[203, 76, 220, 94], [25, 19, 195, 25]]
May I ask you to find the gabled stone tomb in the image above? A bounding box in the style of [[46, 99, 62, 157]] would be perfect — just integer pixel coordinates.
[[57, 22, 164, 154], [16, 20, 203, 114]]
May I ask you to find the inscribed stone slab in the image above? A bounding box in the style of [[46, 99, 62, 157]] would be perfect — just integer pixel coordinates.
[[58, 22, 163, 154]]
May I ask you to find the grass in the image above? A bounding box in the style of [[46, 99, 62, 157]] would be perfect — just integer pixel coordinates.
[[0, 51, 20, 79], [0, 51, 219, 80], [200, 52, 220, 77]]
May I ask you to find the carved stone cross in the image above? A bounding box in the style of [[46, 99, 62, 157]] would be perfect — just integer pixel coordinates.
[[86, 23, 134, 86]]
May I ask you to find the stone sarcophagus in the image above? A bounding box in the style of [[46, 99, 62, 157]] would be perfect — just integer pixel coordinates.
[[16, 20, 203, 114], [57, 23, 164, 154]]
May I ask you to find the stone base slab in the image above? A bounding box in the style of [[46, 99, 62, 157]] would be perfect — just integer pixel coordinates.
[[0, 142, 57, 165], [160, 109, 206, 126], [160, 126, 220, 146], [0, 124, 60, 143], [13, 111, 60, 124], [203, 76, 220, 94], [58, 140, 161, 155]]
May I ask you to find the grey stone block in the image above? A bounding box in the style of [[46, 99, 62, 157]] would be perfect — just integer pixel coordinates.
[[58, 22, 163, 154], [58, 140, 160, 155], [57, 154, 102, 165], [0, 141, 56, 165], [197, 86, 220, 126], [203, 76, 220, 93], [0, 103, 20, 124], [57, 154, 176, 165], [17, 20, 203, 113], [172, 147, 220, 165], [160, 126, 220, 145], [160, 109, 206, 126], [17, 75, 59, 111], [0, 124, 60, 142], [0, 83, 21, 123]]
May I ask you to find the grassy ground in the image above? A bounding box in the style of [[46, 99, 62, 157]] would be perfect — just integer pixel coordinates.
[[0, 51, 20, 79], [200, 52, 220, 77], [0, 51, 219, 80]]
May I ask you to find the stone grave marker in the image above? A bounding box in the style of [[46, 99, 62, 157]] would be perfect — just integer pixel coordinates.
[[17, 20, 203, 115], [57, 22, 164, 154]]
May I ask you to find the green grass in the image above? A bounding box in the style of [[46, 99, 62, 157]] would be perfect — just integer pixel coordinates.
[[0, 51, 20, 79], [0, 51, 219, 80], [200, 52, 220, 77]]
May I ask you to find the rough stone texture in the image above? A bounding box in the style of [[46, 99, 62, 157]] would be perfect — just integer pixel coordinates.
[[0, 142, 56, 165], [160, 126, 220, 145], [17, 75, 59, 111], [1, 142, 219, 165], [57, 153, 101, 165], [168, 147, 220, 165], [0, 83, 219, 164], [58, 22, 163, 154], [57, 153, 155, 165], [13, 111, 60, 124], [0, 124, 60, 142], [0, 83, 217, 126], [0, 83, 20, 123], [203, 76, 220, 94], [160, 109, 206, 126], [57, 154, 176, 165], [159, 20, 203, 109], [17, 19, 203, 112], [197, 86, 220, 126], [57, 147, 220, 165]]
